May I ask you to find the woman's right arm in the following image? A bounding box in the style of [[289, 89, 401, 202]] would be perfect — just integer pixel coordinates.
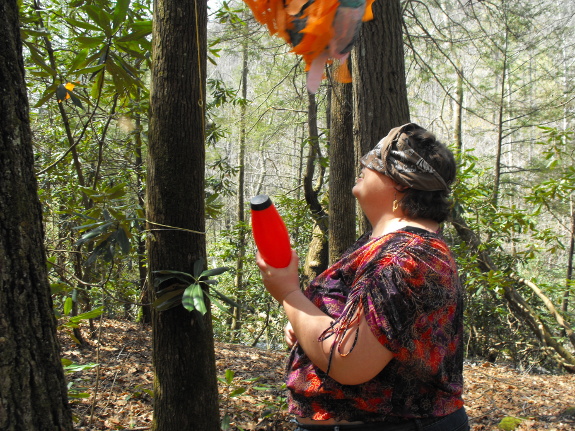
[[257, 250, 393, 385]]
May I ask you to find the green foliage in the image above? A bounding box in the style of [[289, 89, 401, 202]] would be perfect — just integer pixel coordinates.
[[58, 307, 104, 344], [61, 358, 98, 400], [218, 368, 287, 430], [449, 125, 575, 369], [126, 384, 153, 401], [497, 416, 524, 430], [19, 0, 575, 378], [152, 260, 232, 317]]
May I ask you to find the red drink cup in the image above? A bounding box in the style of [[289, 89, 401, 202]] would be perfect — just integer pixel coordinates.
[[250, 195, 292, 268]]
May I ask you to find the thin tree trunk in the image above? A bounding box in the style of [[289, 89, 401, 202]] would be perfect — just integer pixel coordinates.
[[302, 93, 328, 281], [492, 41, 507, 209], [231, 25, 249, 338], [134, 98, 151, 324], [148, 0, 220, 429], [453, 66, 464, 162], [561, 198, 575, 336], [329, 77, 356, 264]]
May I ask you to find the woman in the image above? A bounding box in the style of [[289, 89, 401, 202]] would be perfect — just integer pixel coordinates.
[[256, 123, 469, 431]]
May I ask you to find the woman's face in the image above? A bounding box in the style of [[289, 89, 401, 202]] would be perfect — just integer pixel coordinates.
[[352, 167, 396, 211]]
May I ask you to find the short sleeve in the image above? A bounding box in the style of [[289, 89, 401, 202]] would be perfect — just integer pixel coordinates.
[[320, 231, 459, 363], [359, 233, 461, 370]]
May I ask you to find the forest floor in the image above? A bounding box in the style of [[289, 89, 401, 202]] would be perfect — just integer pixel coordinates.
[[60, 319, 575, 431]]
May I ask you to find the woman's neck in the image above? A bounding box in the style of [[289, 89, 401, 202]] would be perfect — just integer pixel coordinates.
[[369, 215, 439, 238]]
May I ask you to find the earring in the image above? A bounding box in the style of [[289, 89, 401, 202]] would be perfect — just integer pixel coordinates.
[[393, 191, 399, 212]]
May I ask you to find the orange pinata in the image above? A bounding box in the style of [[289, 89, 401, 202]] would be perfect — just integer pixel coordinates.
[[243, 0, 376, 93]]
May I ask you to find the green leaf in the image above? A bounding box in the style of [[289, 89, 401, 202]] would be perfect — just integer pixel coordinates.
[[84, 6, 112, 35], [70, 306, 104, 322], [130, 20, 152, 33], [69, 48, 90, 72], [65, 17, 102, 32], [68, 91, 84, 109], [113, 0, 131, 31], [193, 258, 205, 278], [229, 387, 246, 397], [204, 292, 232, 315], [75, 35, 106, 49], [63, 362, 98, 373], [221, 414, 231, 431], [64, 297, 73, 316], [209, 287, 246, 311], [68, 392, 91, 399], [154, 269, 194, 278], [182, 283, 207, 314], [33, 83, 59, 108], [29, 48, 57, 76], [116, 27, 152, 42], [75, 222, 114, 246], [75, 63, 106, 76], [225, 369, 235, 384], [116, 226, 131, 254], [153, 288, 185, 311], [91, 64, 105, 97], [200, 266, 230, 278], [50, 282, 70, 295]]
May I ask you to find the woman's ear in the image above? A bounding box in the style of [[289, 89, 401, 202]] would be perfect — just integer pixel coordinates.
[[393, 185, 409, 193]]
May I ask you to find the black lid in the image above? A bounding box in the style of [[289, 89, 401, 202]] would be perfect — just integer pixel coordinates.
[[250, 194, 272, 211]]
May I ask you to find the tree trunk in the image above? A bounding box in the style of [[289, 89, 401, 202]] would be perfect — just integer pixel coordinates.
[[302, 92, 328, 279], [0, 1, 73, 429], [352, 0, 410, 234], [329, 78, 356, 264], [134, 103, 151, 324], [147, 0, 220, 429], [302, 224, 330, 287], [492, 27, 509, 209], [231, 23, 249, 339], [562, 198, 575, 333], [453, 66, 464, 162]]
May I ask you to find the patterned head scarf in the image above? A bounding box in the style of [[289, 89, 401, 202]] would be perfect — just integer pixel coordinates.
[[360, 123, 450, 192]]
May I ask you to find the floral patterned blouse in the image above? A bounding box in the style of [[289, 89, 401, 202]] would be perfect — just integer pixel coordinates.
[[285, 227, 465, 422]]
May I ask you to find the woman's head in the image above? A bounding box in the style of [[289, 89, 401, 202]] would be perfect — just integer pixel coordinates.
[[360, 123, 456, 223]]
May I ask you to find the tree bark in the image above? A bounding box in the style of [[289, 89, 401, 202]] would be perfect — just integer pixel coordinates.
[[0, 1, 73, 429], [453, 66, 464, 162], [231, 23, 249, 339], [352, 0, 410, 234], [302, 92, 328, 280], [147, 0, 220, 429], [329, 78, 356, 264]]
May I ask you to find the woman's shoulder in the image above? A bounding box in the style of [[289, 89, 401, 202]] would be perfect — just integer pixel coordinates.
[[373, 226, 453, 262]]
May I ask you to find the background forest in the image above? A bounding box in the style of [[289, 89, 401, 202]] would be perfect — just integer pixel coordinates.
[[19, 0, 575, 398]]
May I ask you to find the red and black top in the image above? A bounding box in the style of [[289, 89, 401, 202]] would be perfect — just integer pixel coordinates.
[[286, 227, 465, 422]]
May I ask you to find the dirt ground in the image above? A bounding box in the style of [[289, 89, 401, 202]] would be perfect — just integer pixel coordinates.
[[61, 319, 575, 430]]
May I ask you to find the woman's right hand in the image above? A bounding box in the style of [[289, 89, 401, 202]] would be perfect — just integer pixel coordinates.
[[255, 249, 300, 303], [284, 321, 297, 348]]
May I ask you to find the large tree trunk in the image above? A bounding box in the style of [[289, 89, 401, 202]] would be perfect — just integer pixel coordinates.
[[0, 1, 73, 429], [352, 0, 410, 233], [147, 0, 220, 429]]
